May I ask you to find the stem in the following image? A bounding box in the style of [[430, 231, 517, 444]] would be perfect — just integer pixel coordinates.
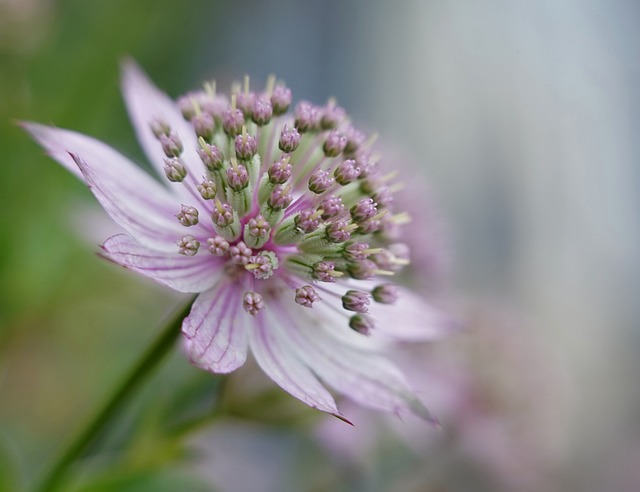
[[34, 296, 196, 492]]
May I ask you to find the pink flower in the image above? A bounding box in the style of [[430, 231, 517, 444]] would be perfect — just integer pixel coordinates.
[[23, 60, 452, 422]]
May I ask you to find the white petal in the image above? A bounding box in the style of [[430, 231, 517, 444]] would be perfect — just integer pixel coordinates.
[[182, 282, 249, 374], [121, 60, 208, 206], [101, 234, 223, 293], [23, 122, 203, 251], [367, 287, 456, 342], [71, 152, 209, 252], [324, 280, 454, 342], [248, 306, 344, 419], [276, 297, 436, 422]]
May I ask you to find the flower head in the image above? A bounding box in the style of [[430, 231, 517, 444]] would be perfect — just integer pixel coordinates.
[[23, 61, 452, 422]]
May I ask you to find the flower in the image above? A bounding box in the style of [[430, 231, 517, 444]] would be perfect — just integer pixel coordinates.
[[23, 60, 452, 422]]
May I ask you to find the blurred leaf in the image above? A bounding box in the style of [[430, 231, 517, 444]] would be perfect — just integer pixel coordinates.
[[0, 436, 21, 492], [70, 467, 213, 492]]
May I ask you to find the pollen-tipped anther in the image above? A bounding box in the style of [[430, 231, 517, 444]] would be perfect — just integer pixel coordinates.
[[242, 291, 264, 316], [177, 235, 200, 256], [295, 285, 320, 308]]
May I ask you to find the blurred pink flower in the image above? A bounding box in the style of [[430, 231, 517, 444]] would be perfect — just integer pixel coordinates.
[[24, 61, 453, 421], [316, 306, 557, 491]]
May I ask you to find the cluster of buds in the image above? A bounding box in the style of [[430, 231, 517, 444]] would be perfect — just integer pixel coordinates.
[[150, 75, 412, 332]]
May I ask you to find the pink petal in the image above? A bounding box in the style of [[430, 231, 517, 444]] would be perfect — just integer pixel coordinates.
[[324, 280, 454, 342], [248, 307, 344, 419], [367, 287, 456, 342], [70, 152, 208, 252], [182, 282, 249, 374], [23, 122, 202, 252], [101, 234, 223, 293], [275, 297, 437, 422], [121, 60, 208, 206]]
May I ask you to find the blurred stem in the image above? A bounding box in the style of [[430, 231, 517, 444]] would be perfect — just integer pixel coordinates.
[[34, 296, 196, 492]]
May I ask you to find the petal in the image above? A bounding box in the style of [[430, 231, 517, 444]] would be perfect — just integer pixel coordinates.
[[101, 234, 223, 293], [182, 282, 249, 374], [121, 60, 208, 206], [275, 297, 437, 422], [23, 122, 204, 251], [248, 306, 344, 419], [323, 279, 454, 342], [367, 287, 456, 342], [71, 152, 209, 252]]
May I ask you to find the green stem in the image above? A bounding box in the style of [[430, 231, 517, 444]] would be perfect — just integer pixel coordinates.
[[34, 296, 196, 492]]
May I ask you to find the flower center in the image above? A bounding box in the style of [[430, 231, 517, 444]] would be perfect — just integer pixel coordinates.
[[156, 75, 408, 324]]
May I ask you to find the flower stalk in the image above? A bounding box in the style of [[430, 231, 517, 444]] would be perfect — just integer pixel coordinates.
[[34, 296, 196, 492]]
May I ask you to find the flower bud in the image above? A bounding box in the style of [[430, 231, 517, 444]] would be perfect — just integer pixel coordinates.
[[349, 314, 374, 335], [176, 204, 199, 226], [295, 285, 320, 308], [163, 158, 187, 182], [271, 84, 292, 115], [177, 235, 200, 256], [279, 126, 301, 153], [243, 291, 264, 316], [372, 284, 399, 304], [342, 290, 370, 313]]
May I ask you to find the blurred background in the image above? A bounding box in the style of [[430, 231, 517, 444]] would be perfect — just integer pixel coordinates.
[[1, 0, 639, 491]]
